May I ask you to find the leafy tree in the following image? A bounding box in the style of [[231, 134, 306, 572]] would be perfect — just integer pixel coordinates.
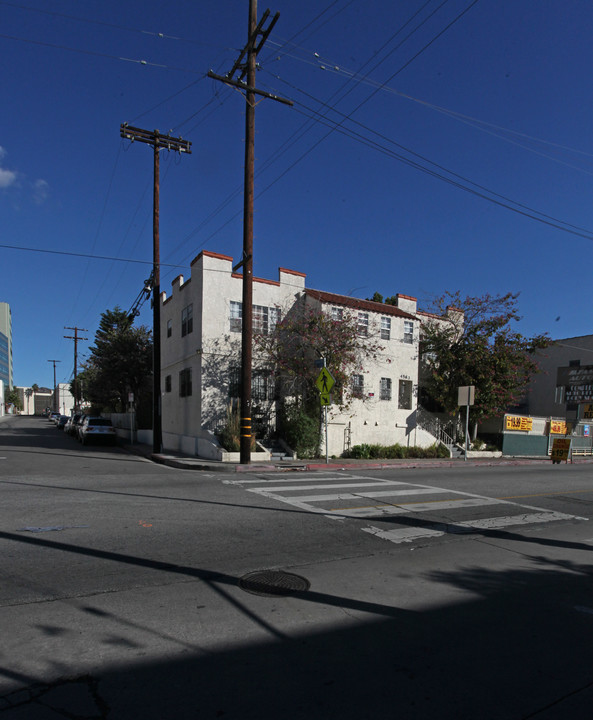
[[255, 300, 384, 416], [5, 387, 22, 411], [419, 291, 551, 429], [76, 307, 153, 413]]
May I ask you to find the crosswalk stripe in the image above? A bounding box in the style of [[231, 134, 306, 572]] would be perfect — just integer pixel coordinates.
[[251, 480, 410, 492], [362, 510, 584, 544], [330, 496, 503, 516], [258, 487, 450, 502]]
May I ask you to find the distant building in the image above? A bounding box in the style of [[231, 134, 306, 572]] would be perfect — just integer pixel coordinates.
[[0, 302, 12, 389], [158, 250, 443, 458], [516, 335, 593, 421], [15, 386, 53, 415]]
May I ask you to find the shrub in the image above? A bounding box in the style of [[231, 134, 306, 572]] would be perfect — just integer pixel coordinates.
[[344, 442, 449, 460], [278, 404, 320, 458], [218, 405, 255, 452]]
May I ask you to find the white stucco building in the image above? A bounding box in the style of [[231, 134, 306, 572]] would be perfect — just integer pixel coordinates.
[[159, 250, 440, 458]]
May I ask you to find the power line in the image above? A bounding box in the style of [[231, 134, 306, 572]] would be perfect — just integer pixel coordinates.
[[0, 32, 205, 73], [0, 243, 190, 267], [0, 1, 226, 48]]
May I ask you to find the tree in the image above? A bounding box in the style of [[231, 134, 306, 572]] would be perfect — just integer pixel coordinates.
[[76, 307, 153, 414], [255, 301, 384, 413], [5, 388, 22, 411], [419, 291, 551, 429]]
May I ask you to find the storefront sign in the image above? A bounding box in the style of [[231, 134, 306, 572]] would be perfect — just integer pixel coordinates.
[[550, 420, 569, 435], [505, 415, 533, 432], [583, 404, 593, 419], [551, 438, 571, 463]]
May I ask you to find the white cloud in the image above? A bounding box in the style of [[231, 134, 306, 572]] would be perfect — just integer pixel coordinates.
[[0, 167, 17, 188], [32, 178, 49, 204], [0, 147, 17, 189]]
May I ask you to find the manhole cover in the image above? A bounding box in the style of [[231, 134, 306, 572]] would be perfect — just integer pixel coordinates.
[[239, 570, 310, 597]]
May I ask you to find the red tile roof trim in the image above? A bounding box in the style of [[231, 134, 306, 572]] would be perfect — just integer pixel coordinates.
[[231, 273, 280, 287], [279, 267, 306, 278], [306, 289, 416, 319]]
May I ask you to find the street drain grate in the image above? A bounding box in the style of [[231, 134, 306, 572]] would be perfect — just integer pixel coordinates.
[[239, 570, 310, 597]]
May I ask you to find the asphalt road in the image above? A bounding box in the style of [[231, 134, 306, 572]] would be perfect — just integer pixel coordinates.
[[1, 415, 593, 719]]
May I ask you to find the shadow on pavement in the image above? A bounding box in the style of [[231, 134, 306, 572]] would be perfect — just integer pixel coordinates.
[[1, 532, 593, 718]]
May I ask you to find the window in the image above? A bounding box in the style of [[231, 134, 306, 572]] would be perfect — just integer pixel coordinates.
[[352, 374, 364, 398], [230, 301, 242, 332], [181, 304, 193, 337], [229, 367, 241, 398], [381, 317, 391, 340], [179, 368, 192, 397], [165, 375, 171, 393], [269, 307, 281, 334], [166, 319, 172, 338], [380, 377, 392, 401], [398, 379, 413, 409], [555, 386, 565, 404], [331, 306, 344, 322], [403, 320, 414, 344], [357, 312, 369, 336], [252, 371, 274, 402], [253, 305, 269, 334]]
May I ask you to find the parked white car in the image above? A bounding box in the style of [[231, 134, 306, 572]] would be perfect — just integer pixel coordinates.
[[78, 417, 117, 446]]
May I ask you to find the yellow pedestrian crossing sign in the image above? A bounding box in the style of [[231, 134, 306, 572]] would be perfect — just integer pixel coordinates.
[[316, 367, 335, 394]]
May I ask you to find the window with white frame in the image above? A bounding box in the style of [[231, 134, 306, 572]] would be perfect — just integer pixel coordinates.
[[230, 301, 242, 332], [381, 316, 391, 340], [403, 320, 414, 344], [179, 368, 192, 397], [269, 307, 281, 334], [331, 306, 344, 322], [398, 379, 413, 409], [357, 312, 369, 336], [352, 374, 364, 398], [380, 377, 392, 401], [253, 305, 268, 334], [181, 304, 193, 337]]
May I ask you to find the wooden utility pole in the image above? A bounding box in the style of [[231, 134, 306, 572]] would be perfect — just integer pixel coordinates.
[[64, 327, 87, 411], [119, 124, 192, 454], [47, 359, 61, 412], [208, 1, 292, 464]]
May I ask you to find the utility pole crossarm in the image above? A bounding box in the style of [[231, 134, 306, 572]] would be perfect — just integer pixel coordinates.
[[120, 125, 192, 154], [207, 71, 293, 106]]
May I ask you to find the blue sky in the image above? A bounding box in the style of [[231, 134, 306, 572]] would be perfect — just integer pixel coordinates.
[[2, 0, 593, 389]]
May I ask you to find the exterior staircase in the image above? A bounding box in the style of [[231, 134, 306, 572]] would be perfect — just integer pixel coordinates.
[[416, 407, 459, 458]]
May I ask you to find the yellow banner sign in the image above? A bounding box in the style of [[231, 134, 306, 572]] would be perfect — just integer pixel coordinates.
[[551, 438, 571, 463], [505, 416, 533, 432], [550, 420, 569, 435], [583, 404, 593, 420]]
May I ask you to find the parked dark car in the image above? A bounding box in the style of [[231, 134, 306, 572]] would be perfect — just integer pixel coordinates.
[[57, 415, 69, 430], [65, 412, 84, 436], [78, 417, 117, 446]]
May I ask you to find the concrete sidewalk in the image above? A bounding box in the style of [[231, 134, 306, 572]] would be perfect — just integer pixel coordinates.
[[121, 440, 579, 472]]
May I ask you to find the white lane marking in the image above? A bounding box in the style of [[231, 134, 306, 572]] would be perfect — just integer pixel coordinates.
[[224, 472, 390, 485], [271, 488, 452, 503], [363, 511, 585, 544], [334, 497, 503, 517], [249, 481, 410, 492]]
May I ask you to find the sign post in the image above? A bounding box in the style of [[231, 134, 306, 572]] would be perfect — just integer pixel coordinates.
[[316, 364, 335, 464], [458, 385, 475, 462]]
